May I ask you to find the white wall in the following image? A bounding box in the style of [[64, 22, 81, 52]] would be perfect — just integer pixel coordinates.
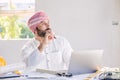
[[111, 0, 120, 67], [36, 0, 120, 67], [0, 40, 28, 64]]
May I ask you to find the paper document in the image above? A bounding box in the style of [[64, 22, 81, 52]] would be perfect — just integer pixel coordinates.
[[36, 68, 67, 74], [23, 71, 56, 79], [0, 62, 25, 74], [0, 72, 20, 79]]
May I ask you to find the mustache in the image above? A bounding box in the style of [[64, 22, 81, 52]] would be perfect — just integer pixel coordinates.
[[45, 28, 51, 31], [36, 27, 54, 38]]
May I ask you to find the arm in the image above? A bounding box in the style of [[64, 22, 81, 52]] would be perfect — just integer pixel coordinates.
[[21, 40, 44, 67], [21, 30, 54, 67]]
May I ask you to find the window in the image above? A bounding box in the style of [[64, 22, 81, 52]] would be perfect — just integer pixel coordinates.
[[0, 0, 35, 39]]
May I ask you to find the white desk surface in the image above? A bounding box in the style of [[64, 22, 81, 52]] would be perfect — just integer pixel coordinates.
[[3, 71, 97, 80]]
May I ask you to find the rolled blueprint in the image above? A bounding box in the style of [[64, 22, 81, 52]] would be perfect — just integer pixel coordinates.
[[0, 62, 26, 74]]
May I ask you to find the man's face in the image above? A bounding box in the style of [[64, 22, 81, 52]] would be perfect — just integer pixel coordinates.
[[36, 20, 53, 37]]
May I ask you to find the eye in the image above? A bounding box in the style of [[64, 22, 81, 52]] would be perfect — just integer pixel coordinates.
[[38, 21, 44, 26]]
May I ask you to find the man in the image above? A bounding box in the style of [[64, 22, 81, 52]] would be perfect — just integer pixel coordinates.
[[21, 11, 73, 71]]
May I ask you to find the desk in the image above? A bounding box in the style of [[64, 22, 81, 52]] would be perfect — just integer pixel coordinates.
[[2, 71, 97, 80]]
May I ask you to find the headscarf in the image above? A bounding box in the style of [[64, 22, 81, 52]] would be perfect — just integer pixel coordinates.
[[28, 11, 49, 33]]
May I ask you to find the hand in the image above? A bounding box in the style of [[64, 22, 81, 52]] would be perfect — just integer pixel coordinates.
[[34, 30, 54, 52]]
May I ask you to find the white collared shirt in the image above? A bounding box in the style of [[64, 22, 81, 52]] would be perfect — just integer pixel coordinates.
[[21, 36, 73, 71]]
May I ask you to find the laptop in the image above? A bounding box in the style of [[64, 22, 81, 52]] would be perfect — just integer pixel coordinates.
[[36, 50, 103, 75], [67, 50, 103, 75]]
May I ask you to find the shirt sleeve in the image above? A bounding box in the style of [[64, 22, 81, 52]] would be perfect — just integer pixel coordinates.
[[21, 40, 44, 67], [62, 38, 73, 68]]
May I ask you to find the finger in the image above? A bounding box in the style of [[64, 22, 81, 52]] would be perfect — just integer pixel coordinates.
[[45, 32, 53, 39]]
